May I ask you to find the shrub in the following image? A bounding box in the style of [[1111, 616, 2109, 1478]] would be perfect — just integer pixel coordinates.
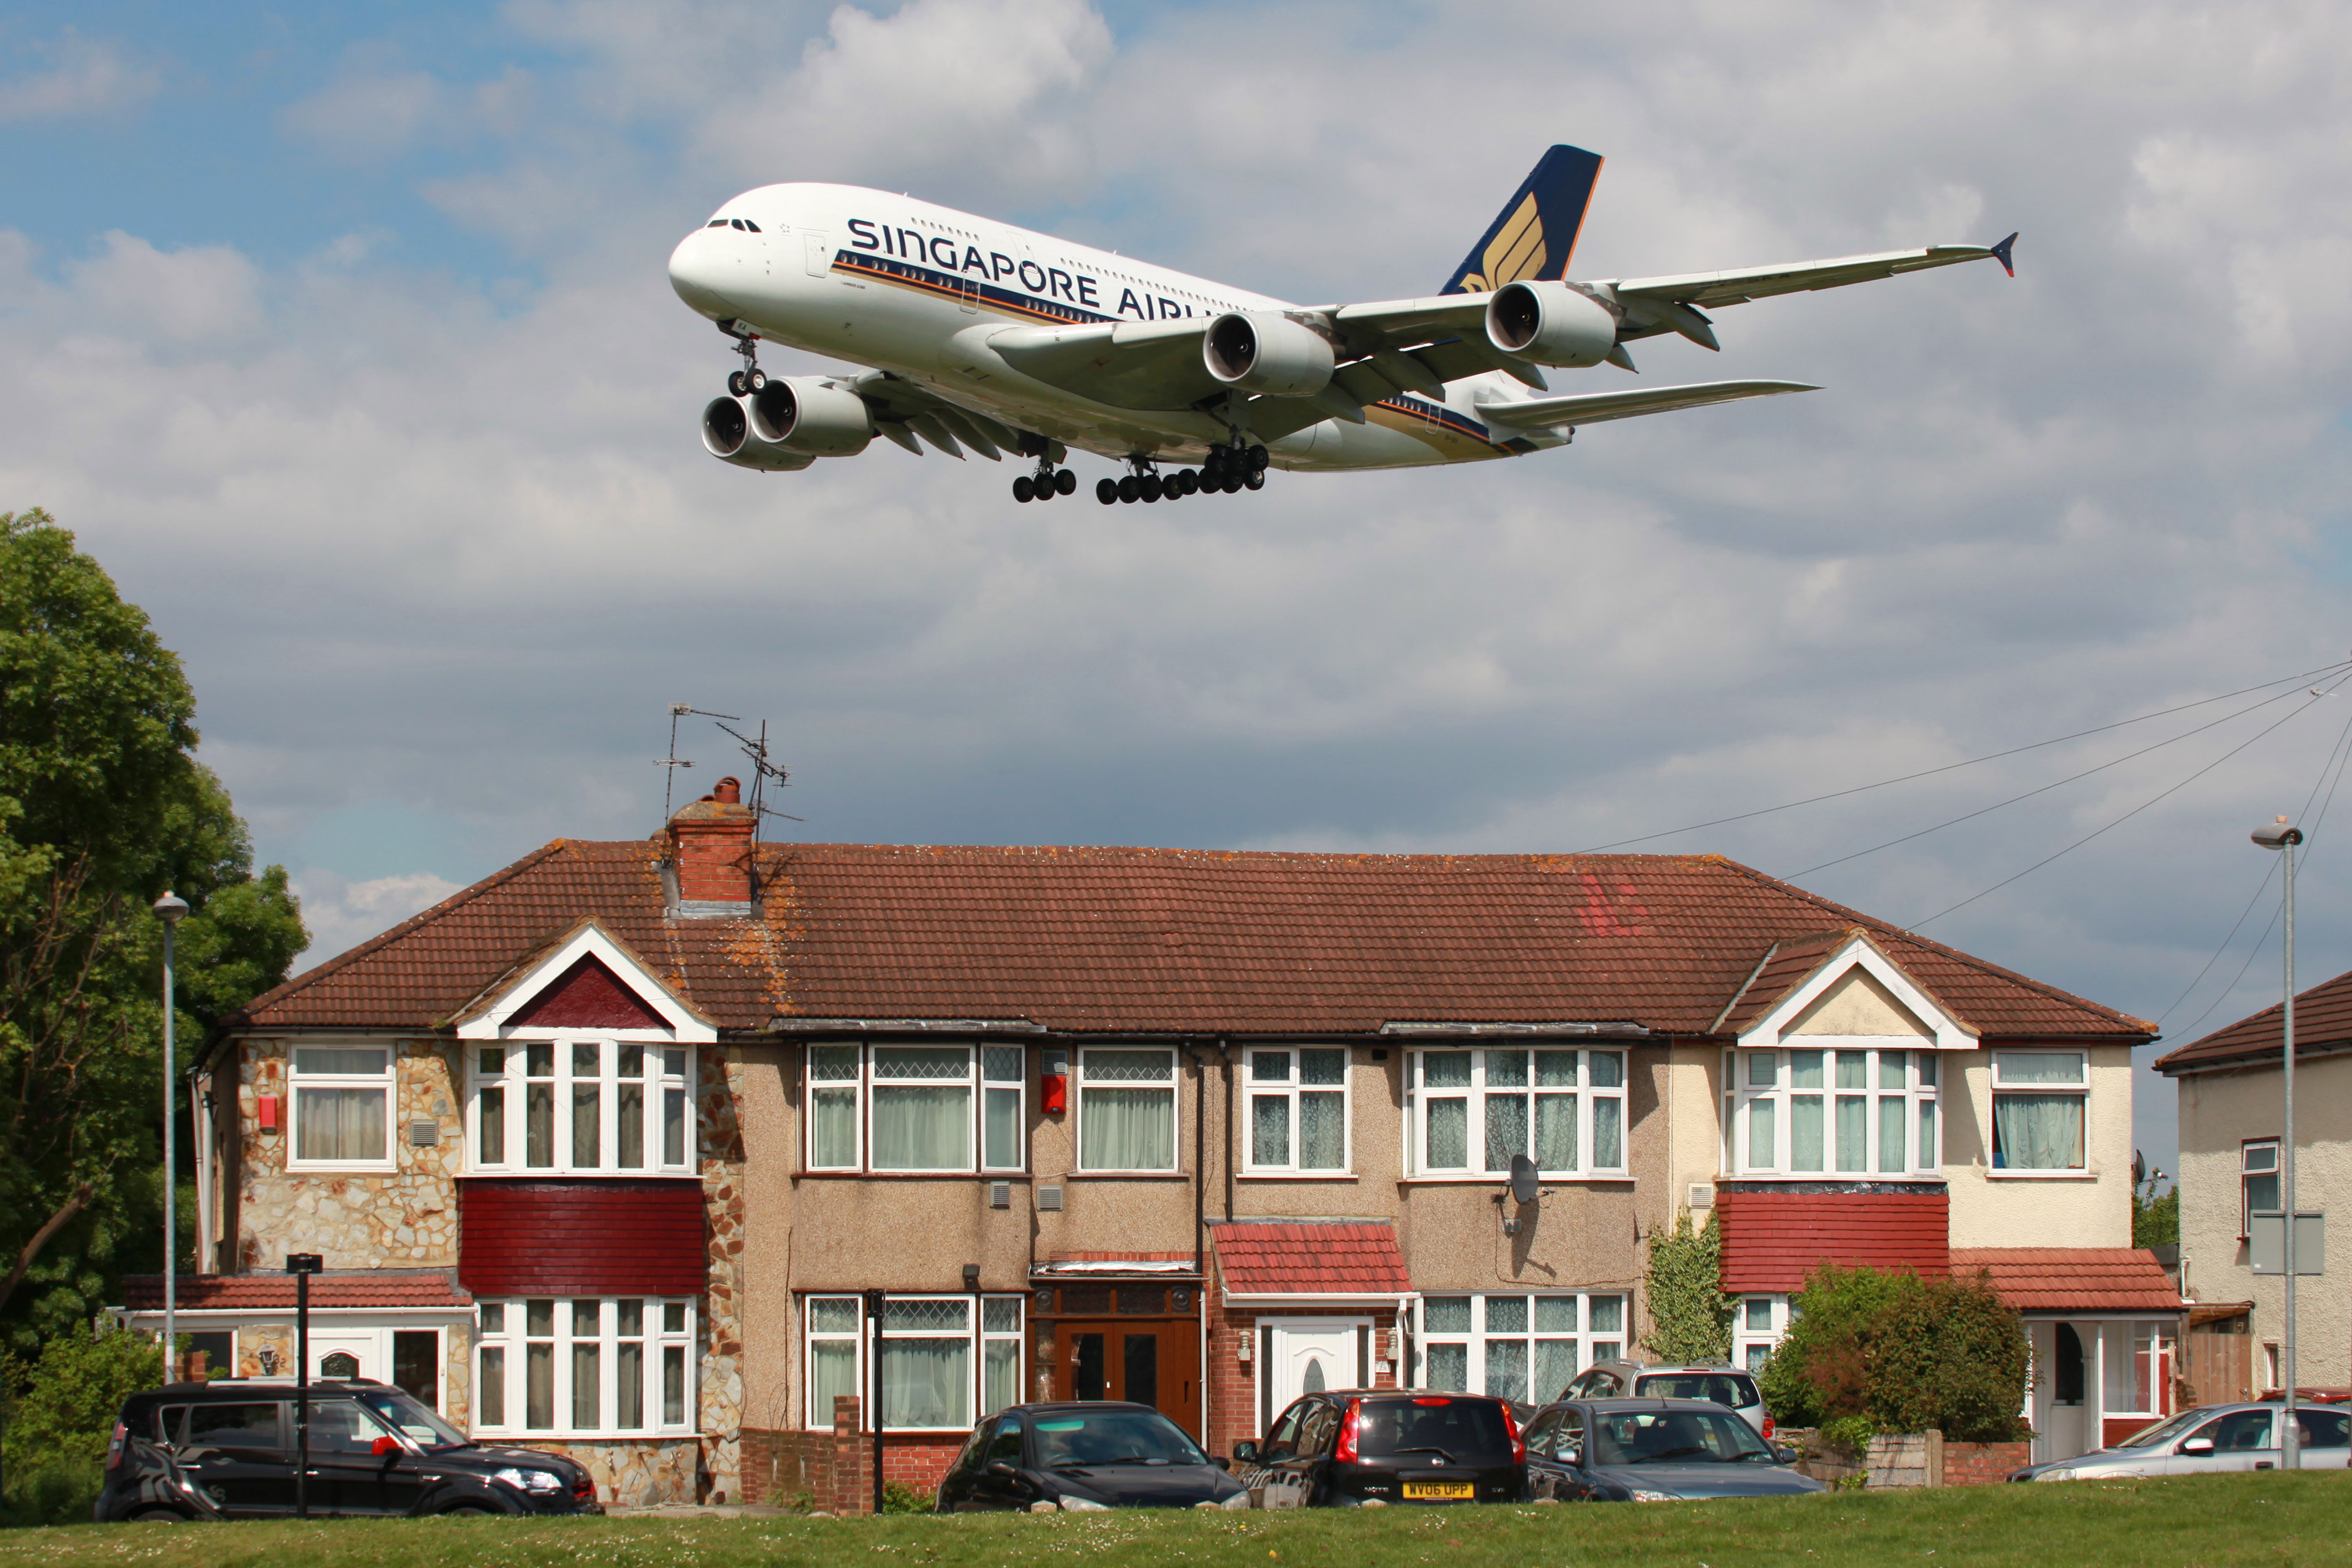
[[1642, 1210, 1733, 1364], [879, 1480, 932, 1514], [1756, 1264, 2028, 1442], [3, 1318, 164, 1523], [1816, 1414, 1877, 1458]]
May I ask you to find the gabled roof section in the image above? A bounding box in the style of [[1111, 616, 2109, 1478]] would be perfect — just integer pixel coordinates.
[[2156, 964, 2352, 1075], [1950, 1248, 2184, 1314], [1211, 1222, 1411, 1299], [1724, 927, 1978, 1050], [227, 843, 2150, 1040], [452, 919, 717, 1042]]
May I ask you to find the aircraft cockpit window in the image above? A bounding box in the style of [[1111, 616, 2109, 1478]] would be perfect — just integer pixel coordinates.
[[741, 219, 761, 232], [707, 219, 727, 228], [729, 219, 746, 230]]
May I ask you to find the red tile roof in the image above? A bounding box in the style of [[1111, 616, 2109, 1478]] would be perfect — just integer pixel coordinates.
[[1949, 1248, 2184, 1313], [120, 1271, 470, 1311], [228, 842, 2148, 1041], [1211, 1222, 1411, 1297], [2156, 964, 2352, 1074], [1716, 1187, 1952, 1292]]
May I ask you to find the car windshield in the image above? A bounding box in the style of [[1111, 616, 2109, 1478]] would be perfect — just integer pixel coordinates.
[[1354, 1398, 1516, 1464], [358, 1390, 469, 1449], [1591, 1408, 1776, 1466], [1634, 1375, 1758, 1409], [1029, 1411, 1206, 1467], [2111, 1408, 2213, 1450]]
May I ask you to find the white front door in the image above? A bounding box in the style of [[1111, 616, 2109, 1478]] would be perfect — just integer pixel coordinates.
[[1266, 1320, 1366, 1418]]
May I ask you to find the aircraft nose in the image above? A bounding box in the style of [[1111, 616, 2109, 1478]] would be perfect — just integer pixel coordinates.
[[668, 230, 741, 318]]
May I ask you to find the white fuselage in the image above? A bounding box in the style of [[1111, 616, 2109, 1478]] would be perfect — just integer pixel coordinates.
[[667, 183, 1565, 472]]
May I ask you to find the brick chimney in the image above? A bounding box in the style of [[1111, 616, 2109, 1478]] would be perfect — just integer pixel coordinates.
[[665, 775, 757, 910]]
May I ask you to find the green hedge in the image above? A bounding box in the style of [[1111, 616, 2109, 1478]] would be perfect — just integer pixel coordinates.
[[1757, 1264, 2029, 1444], [3, 1321, 163, 1526]]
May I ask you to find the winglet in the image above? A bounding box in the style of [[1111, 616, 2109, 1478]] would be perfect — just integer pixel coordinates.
[[1989, 232, 2018, 277]]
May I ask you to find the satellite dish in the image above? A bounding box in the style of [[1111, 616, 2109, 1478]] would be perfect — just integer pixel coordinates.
[[1509, 1153, 1540, 1206]]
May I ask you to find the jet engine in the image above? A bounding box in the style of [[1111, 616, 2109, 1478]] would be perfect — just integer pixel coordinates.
[[1203, 312, 1336, 397], [702, 396, 816, 471], [1484, 281, 1617, 368], [749, 377, 874, 457]]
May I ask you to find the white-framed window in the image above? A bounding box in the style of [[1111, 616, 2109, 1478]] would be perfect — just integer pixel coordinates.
[[1733, 1295, 1791, 1373], [1725, 1047, 1941, 1177], [2102, 1323, 2164, 1417], [472, 1296, 696, 1438], [469, 1041, 693, 1174], [287, 1046, 396, 1170], [1990, 1050, 2086, 1171], [1414, 1293, 1625, 1403], [1405, 1049, 1626, 1178], [2241, 1139, 2280, 1235], [1245, 1047, 1349, 1173], [801, 1293, 1025, 1430], [801, 1043, 1025, 1173], [1076, 1048, 1176, 1171]]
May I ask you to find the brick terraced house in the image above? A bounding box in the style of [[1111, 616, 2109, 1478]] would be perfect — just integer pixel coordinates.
[[118, 782, 2180, 1504]]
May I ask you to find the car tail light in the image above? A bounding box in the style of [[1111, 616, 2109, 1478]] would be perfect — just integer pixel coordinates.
[[1335, 1399, 1361, 1464], [573, 1477, 595, 1501], [1762, 1414, 1776, 1439], [1502, 1404, 1525, 1465], [106, 1421, 127, 1471]]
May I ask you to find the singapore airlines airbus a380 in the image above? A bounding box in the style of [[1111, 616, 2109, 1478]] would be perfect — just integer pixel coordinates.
[[667, 145, 2015, 505]]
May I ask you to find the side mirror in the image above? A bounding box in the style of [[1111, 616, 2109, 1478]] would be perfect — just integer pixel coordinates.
[[1210, 1456, 1231, 1472], [1559, 1445, 1581, 1469], [985, 1461, 1019, 1479], [2179, 1437, 2214, 1456], [1231, 1441, 1259, 1464], [371, 1436, 400, 1457], [1774, 1444, 1798, 1465]]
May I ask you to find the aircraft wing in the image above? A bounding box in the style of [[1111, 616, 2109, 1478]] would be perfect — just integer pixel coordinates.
[[1612, 235, 2017, 313], [988, 319, 1222, 411], [850, 371, 1029, 459], [1474, 379, 1816, 428]]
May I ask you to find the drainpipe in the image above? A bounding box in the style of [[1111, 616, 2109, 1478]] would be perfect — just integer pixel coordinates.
[[1190, 1040, 1206, 1277], [1219, 1038, 1234, 1223]]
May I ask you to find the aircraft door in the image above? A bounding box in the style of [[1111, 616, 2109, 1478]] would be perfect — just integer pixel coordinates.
[[805, 233, 833, 278], [958, 273, 980, 311]]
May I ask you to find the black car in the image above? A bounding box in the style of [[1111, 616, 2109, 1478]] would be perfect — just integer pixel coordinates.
[[95, 1378, 604, 1521], [1237, 1390, 1524, 1507], [1522, 1398, 1823, 1503], [934, 1402, 1251, 1512]]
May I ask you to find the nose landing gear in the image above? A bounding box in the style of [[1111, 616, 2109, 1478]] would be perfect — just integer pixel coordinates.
[[719, 319, 766, 397]]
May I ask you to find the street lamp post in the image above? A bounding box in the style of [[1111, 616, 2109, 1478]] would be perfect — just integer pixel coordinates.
[[152, 892, 188, 1377], [2251, 817, 2302, 1471]]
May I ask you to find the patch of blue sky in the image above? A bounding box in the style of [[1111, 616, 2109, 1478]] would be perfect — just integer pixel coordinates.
[[286, 801, 488, 886]]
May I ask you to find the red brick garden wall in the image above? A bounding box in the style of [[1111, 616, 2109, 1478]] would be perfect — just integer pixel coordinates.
[[738, 1396, 965, 1513], [1942, 1441, 2031, 1485]]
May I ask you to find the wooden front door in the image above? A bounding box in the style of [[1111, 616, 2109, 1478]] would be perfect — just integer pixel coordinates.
[[1052, 1320, 1200, 1437]]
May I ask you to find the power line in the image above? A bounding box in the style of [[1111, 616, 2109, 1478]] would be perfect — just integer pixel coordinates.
[[1908, 673, 2352, 930], [1571, 658, 2352, 854]]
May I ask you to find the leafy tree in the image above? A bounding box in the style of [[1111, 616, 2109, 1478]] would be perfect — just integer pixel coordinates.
[[0, 508, 306, 1352], [0, 1318, 163, 1524], [1642, 1208, 1733, 1363], [2133, 1179, 2179, 1248], [1757, 1264, 2029, 1445]]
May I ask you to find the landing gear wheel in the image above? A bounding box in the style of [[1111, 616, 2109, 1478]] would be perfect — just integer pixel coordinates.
[[1055, 468, 1077, 496], [1248, 444, 1270, 473], [1013, 475, 1035, 503], [746, 368, 767, 393], [1032, 473, 1055, 500], [1244, 468, 1266, 490], [1177, 469, 1199, 496], [727, 371, 750, 397], [1202, 451, 1226, 482], [1140, 475, 1163, 502], [1117, 476, 1140, 504], [1096, 478, 1118, 505], [1221, 472, 1244, 494], [1162, 476, 1184, 502]]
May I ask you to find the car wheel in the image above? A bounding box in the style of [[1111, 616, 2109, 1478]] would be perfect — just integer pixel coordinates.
[[444, 1504, 496, 1516], [129, 1508, 185, 1523]]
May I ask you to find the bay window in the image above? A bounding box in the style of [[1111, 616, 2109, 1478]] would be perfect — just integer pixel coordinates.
[[288, 1046, 395, 1170], [1406, 1049, 1626, 1178], [1415, 1293, 1625, 1403], [801, 1042, 1026, 1173], [802, 1294, 1025, 1430], [1990, 1051, 2086, 1171], [472, 1296, 696, 1438], [1726, 1047, 1939, 1176], [1246, 1048, 1350, 1174], [470, 1041, 694, 1174], [1077, 1049, 1176, 1171], [2241, 1140, 2279, 1234]]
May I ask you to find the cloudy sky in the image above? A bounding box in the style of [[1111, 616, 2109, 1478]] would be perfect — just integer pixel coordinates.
[[7, 0, 2351, 1169]]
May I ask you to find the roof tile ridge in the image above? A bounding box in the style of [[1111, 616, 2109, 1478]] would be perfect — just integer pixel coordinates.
[[226, 840, 573, 1028], [1707, 857, 2153, 1035]]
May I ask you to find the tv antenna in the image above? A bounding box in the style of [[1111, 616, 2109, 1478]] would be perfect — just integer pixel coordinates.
[[656, 703, 739, 819], [712, 717, 800, 831]]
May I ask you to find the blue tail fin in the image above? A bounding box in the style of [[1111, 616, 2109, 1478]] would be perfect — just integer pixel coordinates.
[[1441, 145, 1605, 295]]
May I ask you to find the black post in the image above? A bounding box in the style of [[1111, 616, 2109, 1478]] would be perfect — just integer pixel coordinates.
[[866, 1288, 885, 1515], [286, 1254, 322, 1519]]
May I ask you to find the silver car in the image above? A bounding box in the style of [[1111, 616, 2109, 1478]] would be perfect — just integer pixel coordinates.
[[2009, 1401, 2350, 1481], [1562, 1361, 1774, 1439]]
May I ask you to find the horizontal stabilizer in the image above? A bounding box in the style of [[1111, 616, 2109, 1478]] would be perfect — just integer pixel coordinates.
[[1475, 379, 1816, 427]]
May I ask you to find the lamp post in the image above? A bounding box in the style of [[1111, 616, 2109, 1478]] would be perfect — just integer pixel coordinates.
[[2251, 816, 2302, 1470], [286, 1253, 323, 1516], [152, 892, 188, 1376]]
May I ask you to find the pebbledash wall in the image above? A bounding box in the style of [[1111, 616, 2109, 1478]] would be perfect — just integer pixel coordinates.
[[220, 1040, 751, 1504]]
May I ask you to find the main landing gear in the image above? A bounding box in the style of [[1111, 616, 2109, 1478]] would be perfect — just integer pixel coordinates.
[[1013, 460, 1077, 503], [720, 319, 766, 397], [1094, 444, 1268, 504]]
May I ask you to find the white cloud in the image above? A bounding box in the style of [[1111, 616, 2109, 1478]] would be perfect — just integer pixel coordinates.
[[0, 31, 157, 121], [288, 870, 467, 970]]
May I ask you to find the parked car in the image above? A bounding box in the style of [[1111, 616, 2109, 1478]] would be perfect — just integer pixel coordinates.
[[1561, 1360, 1775, 1438], [95, 1378, 602, 1522], [1523, 1398, 1824, 1502], [935, 1402, 1250, 1512], [1237, 1390, 1525, 1507], [2009, 1401, 2352, 1482]]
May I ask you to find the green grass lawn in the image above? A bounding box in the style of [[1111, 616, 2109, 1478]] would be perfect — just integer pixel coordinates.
[[1, 1473, 2343, 1568]]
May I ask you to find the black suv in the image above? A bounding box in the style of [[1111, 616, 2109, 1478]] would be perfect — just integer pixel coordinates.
[[1236, 1390, 1524, 1507], [95, 1378, 603, 1521]]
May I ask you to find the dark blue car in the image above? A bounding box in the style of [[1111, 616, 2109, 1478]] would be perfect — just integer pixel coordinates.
[[1523, 1398, 1823, 1503]]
